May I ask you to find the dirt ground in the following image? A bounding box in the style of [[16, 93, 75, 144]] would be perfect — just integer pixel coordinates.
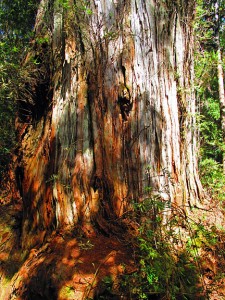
[[1, 188, 225, 299], [0, 194, 136, 300]]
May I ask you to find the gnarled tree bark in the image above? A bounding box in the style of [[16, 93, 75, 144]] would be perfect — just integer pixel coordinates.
[[15, 0, 203, 249]]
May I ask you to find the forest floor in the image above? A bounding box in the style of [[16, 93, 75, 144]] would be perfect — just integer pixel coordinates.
[[1, 192, 225, 299], [0, 195, 136, 300], [188, 199, 225, 300]]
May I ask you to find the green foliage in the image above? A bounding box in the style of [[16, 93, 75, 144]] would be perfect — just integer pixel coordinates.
[[74, 0, 93, 15], [0, 63, 17, 178], [199, 158, 225, 201], [0, 0, 38, 62], [121, 197, 204, 300], [187, 222, 218, 256], [195, 0, 225, 200], [195, 0, 225, 50], [78, 239, 94, 250], [199, 98, 223, 161], [59, 285, 76, 299], [97, 276, 114, 299], [0, 0, 38, 178], [58, 0, 71, 9]]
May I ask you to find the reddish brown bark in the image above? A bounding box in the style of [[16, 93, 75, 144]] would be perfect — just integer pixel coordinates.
[[14, 0, 203, 248]]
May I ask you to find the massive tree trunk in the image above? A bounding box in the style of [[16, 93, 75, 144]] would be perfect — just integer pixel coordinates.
[[16, 0, 202, 249]]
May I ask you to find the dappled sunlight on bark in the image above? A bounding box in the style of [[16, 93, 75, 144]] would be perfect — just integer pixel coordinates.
[[14, 0, 204, 248], [0, 0, 214, 298]]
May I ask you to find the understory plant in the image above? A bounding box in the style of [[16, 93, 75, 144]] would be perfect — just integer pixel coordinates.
[[199, 158, 225, 202], [120, 195, 208, 300], [0, 0, 38, 179]]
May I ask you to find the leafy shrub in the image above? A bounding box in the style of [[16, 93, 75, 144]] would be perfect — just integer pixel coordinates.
[[199, 158, 225, 202], [0, 64, 17, 179], [0, 0, 38, 178], [120, 197, 204, 300]]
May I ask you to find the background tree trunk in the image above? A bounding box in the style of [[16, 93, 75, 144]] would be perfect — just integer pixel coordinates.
[[215, 0, 225, 173], [16, 0, 203, 249], [217, 47, 225, 173]]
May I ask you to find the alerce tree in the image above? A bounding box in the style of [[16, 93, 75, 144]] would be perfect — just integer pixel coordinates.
[[14, 0, 203, 247]]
